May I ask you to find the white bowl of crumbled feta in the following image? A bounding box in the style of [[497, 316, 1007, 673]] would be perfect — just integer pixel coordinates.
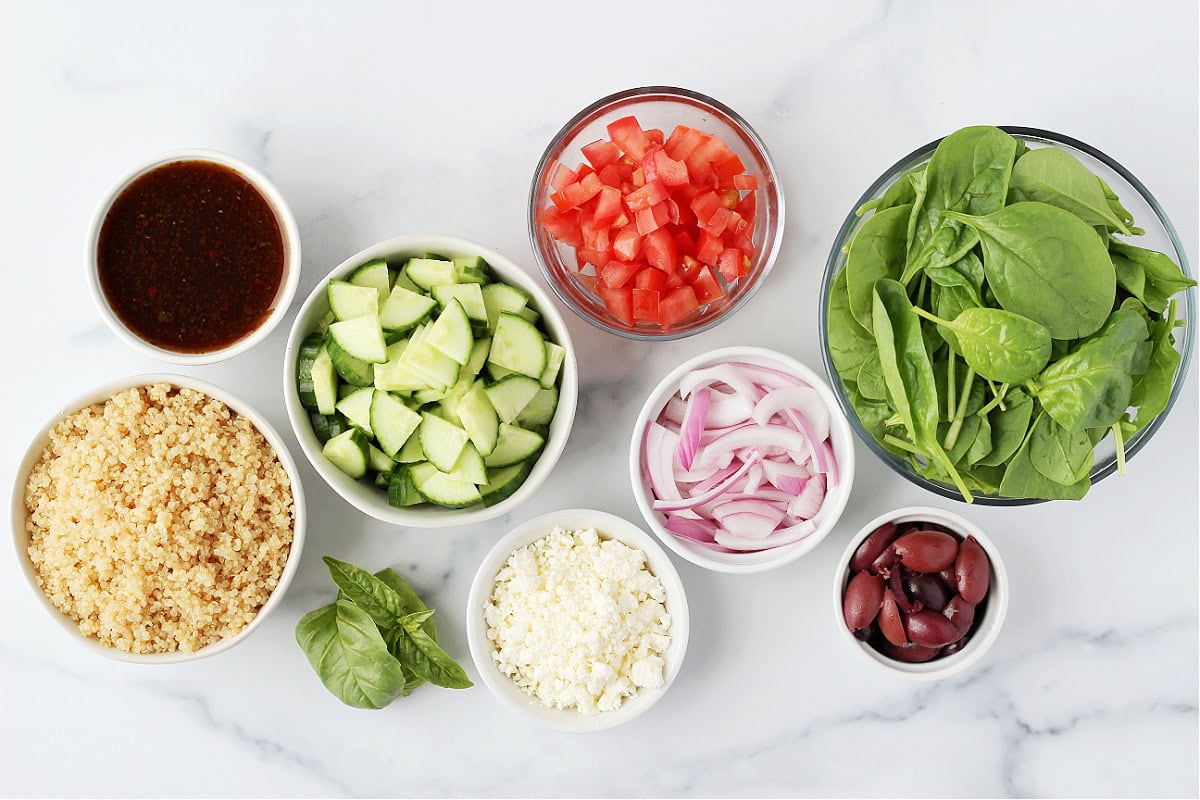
[[466, 508, 689, 732]]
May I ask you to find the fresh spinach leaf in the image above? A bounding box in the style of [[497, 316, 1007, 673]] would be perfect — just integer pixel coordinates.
[[857, 164, 925, 217], [964, 413, 993, 466], [1008, 147, 1132, 234], [1125, 300, 1182, 433], [976, 387, 1035, 467], [827, 269, 876, 378], [914, 306, 1052, 383], [1098, 176, 1143, 235], [295, 600, 408, 710], [998, 412, 1090, 500], [856, 354, 888, 401], [1029, 414, 1095, 484], [1108, 239, 1196, 314], [846, 204, 912, 329], [945, 202, 1115, 339]]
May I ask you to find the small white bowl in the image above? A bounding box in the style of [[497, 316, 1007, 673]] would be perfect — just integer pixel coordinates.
[[85, 148, 302, 365], [629, 346, 856, 574], [11, 373, 307, 664], [283, 235, 578, 528], [832, 505, 1009, 680], [465, 508, 689, 733]]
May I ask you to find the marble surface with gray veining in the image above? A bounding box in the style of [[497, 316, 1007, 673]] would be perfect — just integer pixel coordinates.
[[2, 2, 1197, 797]]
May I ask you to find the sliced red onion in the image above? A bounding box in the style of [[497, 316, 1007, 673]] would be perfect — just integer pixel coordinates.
[[753, 386, 830, 443], [719, 512, 782, 540], [679, 365, 762, 400], [661, 396, 687, 425], [676, 387, 710, 470], [730, 362, 811, 390], [652, 452, 760, 513], [692, 424, 814, 472], [710, 498, 787, 525], [706, 392, 755, 428], [744, 462, 764, 495], [788, 473, 826, 520]]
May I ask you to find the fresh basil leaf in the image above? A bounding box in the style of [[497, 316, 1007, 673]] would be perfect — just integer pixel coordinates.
[[374, 567, 437, 641], [391, 620, 473, 690], [295, 600, 408, 710], [324, 557, 414, 631], [1008, 147, 1132, 234]]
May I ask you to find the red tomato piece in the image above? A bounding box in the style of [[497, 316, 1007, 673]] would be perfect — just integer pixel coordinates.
[[672, 229, 696, 257], [597, 164, 623, 188], [717, 247, 745, 281], [612, 223, 642, 261], [664, 270, 685, 290], [696, 230, 724, 266], [582, 139, 621, 171], [728, 230, 754, 254], [733, 174, 759, 190], [642, 229, 678, 274], [592, 186, 623, 227], [550, 163, 579, 191], [664, 126, 708, 162], [634, 268, 667, 292], [557, 172, 602, 209], [598, 286, 634, 326], [632, 288, 660, 322], [607, 116, 651, 160], [700, 205, 732, 236], [645, 128, 665, 147], [719, 189, 740, 209], [644, 148, 689, 187], [690, 191, 724, 224], [726, 209, 750, 239], [679, 254, 704, 283], [576, 247, 605, 269], [576, 273, 598, 294], [539, 206, 583, 248], [600, 259, 642, 289], [659, 285, 699, 329], [625, 178, 668, 211], [736, 190, 757, 226], [714, 153, 747, 189], [635, 202, 671, 235], [691, 266, 724, 305]]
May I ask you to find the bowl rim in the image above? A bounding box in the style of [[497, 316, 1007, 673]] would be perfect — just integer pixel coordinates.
[[818, 125, 1196, 505], [464, 507, 689, 732], [831, 505, 1008, 680], [527, 85, 786, 341], [628, 345, 856, 574], [10, 372, 307, 664], [84, 148, 302, 365], [282, 234, 578, 528]]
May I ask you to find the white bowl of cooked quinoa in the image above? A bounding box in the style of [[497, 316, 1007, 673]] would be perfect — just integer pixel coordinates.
[[11, 374, 306, 663]]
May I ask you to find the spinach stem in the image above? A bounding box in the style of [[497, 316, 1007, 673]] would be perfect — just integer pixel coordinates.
[[911, 306, 945, 326], [977, 382, 1010, 416], [943, 367, 976, 451], [1112, 421, 1127, 476], [883, 434, 921, 454], [947, 350, 957, 420]]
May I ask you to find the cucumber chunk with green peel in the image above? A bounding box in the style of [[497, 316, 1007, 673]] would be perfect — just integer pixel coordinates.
[[368, 443, 395, 474], [327, 338, 375, 386], [405, 258, 458, 290], [480, 462, 531, 506], [335, 386, 375, 433], [329, 315, 387, 363], [517, 306, 540, 325], [409, 462, 483, 508], [540, 342, 566, 388], [370, 390, 422, 458], [486, 362, 516, 381], [379, 285, 436, 332], [515, 386, 559, 429], [432, 283, 488, 325], [482, 283, 531, 330], [347, 259, 392, 307], [309, 411, 332, 443], [310, 343, 339, 415], [483, 423, 544, 468], [446, 442, 488, 485], [395, 430, 426, 463], [325, 413, 353, 440], [417, 412, 470, 472], [426, 299, 474, 366], [387, 467, 424, 507], [484, 374, 541, 424], [322, 428, 370, 479], [328, 281, 380, 321], [452, 256, 491, 284], [393, 266, 423, 294], [374, 359, 431, 393], [456, 382, 500, 456], [488, 313, 547, 378], [297, 333, 324, 410]]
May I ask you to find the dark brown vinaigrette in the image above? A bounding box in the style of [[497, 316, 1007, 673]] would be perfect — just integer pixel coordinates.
[[97, 160, 285, 353]]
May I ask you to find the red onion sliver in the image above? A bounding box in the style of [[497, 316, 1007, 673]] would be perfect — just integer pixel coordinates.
[[675, 387, 710, 470], [693, 424, 814, 471], [711, 498, 788, 524], [680, 365, 762, 401], [788, 473, 826, 519], [652, 452, 761, 513], [720, 512, 782, 540], [752, 386, 830, 442], [817, 439, 840, 488], [730, 362, 811, 390]]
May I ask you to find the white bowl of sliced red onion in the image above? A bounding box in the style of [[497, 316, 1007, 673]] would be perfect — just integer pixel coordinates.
[[630, 346, 856, 573]]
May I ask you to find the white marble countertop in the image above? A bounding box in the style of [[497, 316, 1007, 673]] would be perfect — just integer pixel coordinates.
[[2, 2, 1197, 797]]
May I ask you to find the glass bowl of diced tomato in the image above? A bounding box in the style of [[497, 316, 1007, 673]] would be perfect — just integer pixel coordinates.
[[529, 86, 784, 340]]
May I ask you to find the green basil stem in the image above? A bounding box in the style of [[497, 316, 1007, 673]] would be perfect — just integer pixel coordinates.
[[1112, 421, 1128, 476], [943, 366, 976, 451], [947, 349, 958, 420], [977, 382, 1011, 417], [883, 433, 921, 454]]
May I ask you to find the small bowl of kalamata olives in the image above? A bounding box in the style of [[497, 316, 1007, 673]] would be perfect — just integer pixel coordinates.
[[833, 506, 1008, 680]]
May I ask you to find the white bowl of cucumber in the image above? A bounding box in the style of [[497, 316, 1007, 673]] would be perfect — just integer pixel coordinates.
[[284, 235, 578, 528]]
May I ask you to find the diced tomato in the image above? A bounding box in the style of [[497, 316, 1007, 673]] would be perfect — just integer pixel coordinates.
[[717, 247, 745, 281], [576, 273, 598, 294], [631, 167, 645, 187], [690, 191, 724, 225], [664, 270, 685, 290], [634, 268, 667, 292], [691, 266, 724, 305], [642, 229, 678, 274], [714, 153, 747, 188], [719, 189, 740, 210], [597, 164, 623, 188], [635, 202, 671, 235], [729, 230, 754, 254], [576, 247, 605, 269], [550, 163, 579, 191], [672, 230, 696, 257], [659, 285, 699, 329], [600, 259, 643, 289], [592, 186, 623, 227], [607, 116, 651, 160], [700, 205, 732, 236], [554, 172, 602, 210], [726, 209, 750, 239], [665, 126, 708, 162], [539, 206, 583, 248], [733, 174, 759, 191], [582, 139, 621, 170], [632, 288, 660, 322], [645, 128, 664, 147], [643, 148, 689, 187], [737, 190, 756, 226], [679, 254, 704, 283], [625, 178, 669, 212], [612, 223, 642, 261], [598, 286, 634, 326], [696, 230, 724, 266]]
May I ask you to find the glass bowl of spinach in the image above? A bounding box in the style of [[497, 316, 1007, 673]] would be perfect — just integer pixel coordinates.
[[820, 125, 1195, 505]]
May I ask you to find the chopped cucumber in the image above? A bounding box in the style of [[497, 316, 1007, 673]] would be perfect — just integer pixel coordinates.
[[480, 462, 531, 507], [401, 335, 461, 388], [329, 315, 387, 364], [347, 259, 392, 307], [387, 468, 424, 507], [486, 362, 517, 381], [446, 442, 488, 485], [540, 342, 566, 388], [327, 338, 375, 386], [374, 359, 431, 393], [335, 387, 375, 433], [426, 299, 474, 366], [482, 282, 530, 330], [408, 462, 482, 508], [517, 306, 540, 325], [405, 258, 457, 290], [393, 266, 423, 294], [483, 423, 544, 468], [484, 374, 541, 424], [456, 382, 500, 456], [311, 343, 338, 415], [488, 313, 547, 378], [432, 283, 488, 325], [395, 431, 426, 463], [380, 285, 436, 332], [322, 428, 369, 479], [452, 256, 491, 284], [328, 281, 380, 321], [309, 411, 332, 443], [515, 386, 559, 429], [370, 390, 422, 458], [368, 443, 395, 474], [297, 333, 324, 410], [417, 412, 470, 473]]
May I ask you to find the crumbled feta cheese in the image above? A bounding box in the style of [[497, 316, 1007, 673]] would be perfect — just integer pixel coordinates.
[[483, 527, 672, 715]]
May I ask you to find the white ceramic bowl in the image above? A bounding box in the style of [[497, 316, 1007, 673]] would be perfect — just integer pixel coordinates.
[[832, 505, 1008, 680], [283, 235, 578, 528], [85, 148, 301, 365], [11, 373, 307, 664], [465, 508, 689, 733], [629, 346, 856, 574]]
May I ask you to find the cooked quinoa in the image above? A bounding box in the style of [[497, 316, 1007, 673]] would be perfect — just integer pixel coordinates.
[[24, 383, 295, 654]]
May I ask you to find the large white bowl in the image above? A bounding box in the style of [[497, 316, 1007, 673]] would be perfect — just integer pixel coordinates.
[[832, 505, 1009, 680], [85, 148, 302, 365], [629, 346, 856, 573], [465, 508, 689, 733], [283, 235, 578, 528], [10, 373, 307, 664]]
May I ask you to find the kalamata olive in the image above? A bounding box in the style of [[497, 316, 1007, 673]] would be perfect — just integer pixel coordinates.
[[853, 621, 876, 642], [940, 635, 972, 657], [943, 594, 976, 633], [882, 642, 940, 662], [938, 566, 957, 587], [869, 545, 900, 578], [850, 522, 900, 572], [905, 571, 950, 611], [843, 571, 885, 631], [955, 535, 991, 604], [878, 591, 907, 646], [889, 568, 923, 614], [892, 530, 959, 572], [903, 609, 964, 648]]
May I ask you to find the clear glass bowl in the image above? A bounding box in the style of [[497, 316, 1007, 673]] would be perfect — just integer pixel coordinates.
[[528, 86, 784, 340], [819, 126, 1195, 505]]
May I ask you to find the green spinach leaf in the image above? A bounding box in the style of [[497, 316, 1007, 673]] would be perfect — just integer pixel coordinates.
[[998, 412, 1090, 500], [1008, 147, 1132, 234], [1029, 414, 1094, 484], [1108, 239, 1196, 314], [975, 387, 1034, 467], [1125, 300, 1182, 433], [915, 306, 1051, 383], [295, 600, 408, 710], [846, 204, 912, 329], [827, 269, 876, 379]]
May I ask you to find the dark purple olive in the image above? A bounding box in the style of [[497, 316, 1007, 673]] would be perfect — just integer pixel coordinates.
[[843, 571, 884, 631], [893, 530, 960, 573], [883, 642, 940, 663], [905, 571, 950, 612], [869, 546, 900, 578], [943, 594, 977, 634], [853, 621, 876, 642], [878, 591, 907, 646], [851, 522, 900, 572], [938, 566, 957, 588], [955, 535, 991, 604], [940, 635, 972, 657], [904, 609, 964, 648], [889, 568, 923, 614]]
